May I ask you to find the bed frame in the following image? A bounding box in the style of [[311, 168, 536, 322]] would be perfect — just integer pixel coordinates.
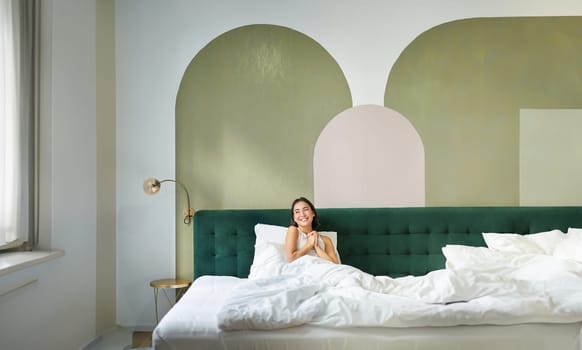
[[151, 206, 582, 350], [193, 206, 582, 279]]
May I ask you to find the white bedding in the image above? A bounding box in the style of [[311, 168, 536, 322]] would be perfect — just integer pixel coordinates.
[[217, 247, 582, 330], [153, 274, 582, 350]]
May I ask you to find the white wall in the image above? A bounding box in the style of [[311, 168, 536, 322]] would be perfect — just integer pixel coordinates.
[[116, 0, 582, 327], [0, 1, 98, 349]]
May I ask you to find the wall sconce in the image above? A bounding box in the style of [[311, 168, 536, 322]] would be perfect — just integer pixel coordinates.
[[143, 177, 194, 224]]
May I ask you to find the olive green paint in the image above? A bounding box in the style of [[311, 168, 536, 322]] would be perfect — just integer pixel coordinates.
[[176, 25, 351, 279], [385, 17, 582, 206]]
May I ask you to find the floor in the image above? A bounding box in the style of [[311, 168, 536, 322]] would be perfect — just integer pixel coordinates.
[[84, 327, 152, 350]]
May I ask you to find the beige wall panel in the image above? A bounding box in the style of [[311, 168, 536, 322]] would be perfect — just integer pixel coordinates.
[[520, 109, 582, 205], [314, 105, 425, 208]]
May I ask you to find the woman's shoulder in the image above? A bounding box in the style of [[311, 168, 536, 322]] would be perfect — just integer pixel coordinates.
[[320, 234, 332, 244], [287, 225, 299, 234], [286, 226, 299, 241]]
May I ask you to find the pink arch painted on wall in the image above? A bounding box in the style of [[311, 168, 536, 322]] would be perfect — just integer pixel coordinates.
[[314, 104, 425, 208]]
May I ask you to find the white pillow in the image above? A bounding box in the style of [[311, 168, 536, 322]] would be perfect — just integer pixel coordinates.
[[442, 244, 576, 282], [254, 223, 289, 244], [254, 223, 340, 258], [249, 223, 341, 279], [553, 227, 582, 262], [524, 229, 567, 254], [442, 244, 516, 272], [482, 229, 565, 255], [567, 227, 582, 235], [248, 241, 286, 279]]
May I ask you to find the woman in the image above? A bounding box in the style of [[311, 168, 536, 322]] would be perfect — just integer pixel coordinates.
[[285, 197, 339, 264]]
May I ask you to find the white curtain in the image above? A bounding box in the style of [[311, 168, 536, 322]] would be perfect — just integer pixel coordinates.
[[0, 0, 36, 250]]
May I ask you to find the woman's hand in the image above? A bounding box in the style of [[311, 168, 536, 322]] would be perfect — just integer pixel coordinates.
[[285, 226, 320, 262], [307, 231, 319, 249]]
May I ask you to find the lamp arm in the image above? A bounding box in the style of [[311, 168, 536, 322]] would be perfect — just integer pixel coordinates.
[[160, 179, 193, 224]]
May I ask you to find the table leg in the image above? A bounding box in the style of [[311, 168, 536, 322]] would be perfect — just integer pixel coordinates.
[[161, 288, 173, 306], [176, 287, 187, 301], [153, 287, 159, 324]]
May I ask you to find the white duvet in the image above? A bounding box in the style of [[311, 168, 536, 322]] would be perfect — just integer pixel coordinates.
[[216, 245, 582, 330]]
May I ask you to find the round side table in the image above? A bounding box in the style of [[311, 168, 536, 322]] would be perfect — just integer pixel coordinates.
[[149, 278, 192, 324]]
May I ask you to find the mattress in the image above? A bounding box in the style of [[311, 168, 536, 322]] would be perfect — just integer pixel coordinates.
[[153, 275, 582, 350]]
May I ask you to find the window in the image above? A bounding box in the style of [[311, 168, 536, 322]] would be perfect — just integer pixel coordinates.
[[0, 0, 39, 251]]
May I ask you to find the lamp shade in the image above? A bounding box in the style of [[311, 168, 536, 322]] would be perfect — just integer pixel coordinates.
[[143, 177, 161, 195]]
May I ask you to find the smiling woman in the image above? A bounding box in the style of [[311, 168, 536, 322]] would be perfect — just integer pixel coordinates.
[[0, 0, 39, 252], [285, 197, 339, 264]]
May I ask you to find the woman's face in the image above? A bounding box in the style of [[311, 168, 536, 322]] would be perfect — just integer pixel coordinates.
[[293, 201, 314, 228]]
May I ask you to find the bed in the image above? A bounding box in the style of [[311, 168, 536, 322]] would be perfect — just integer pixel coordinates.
[[153, 206, 582, 350]]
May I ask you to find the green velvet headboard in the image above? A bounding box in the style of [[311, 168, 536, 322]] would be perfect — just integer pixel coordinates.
[[193, 206, 582, 279]]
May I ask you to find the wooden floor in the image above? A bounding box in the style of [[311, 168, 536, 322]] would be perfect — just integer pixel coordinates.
[[132, 331, 152, 348]]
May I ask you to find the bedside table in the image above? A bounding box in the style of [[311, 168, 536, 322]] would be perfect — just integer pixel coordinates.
[[150, 278, 192, 324]]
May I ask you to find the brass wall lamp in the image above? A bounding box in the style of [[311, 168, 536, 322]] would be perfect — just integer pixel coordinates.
[[143, 177, 194, 224]]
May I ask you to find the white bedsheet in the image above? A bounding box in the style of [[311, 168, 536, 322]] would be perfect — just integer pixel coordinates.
[[153, 275, 582, 350], [217, 252, 582, 330]]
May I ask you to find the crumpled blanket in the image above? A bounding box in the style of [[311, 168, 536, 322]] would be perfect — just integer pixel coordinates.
[[217, 248, 582, 330]]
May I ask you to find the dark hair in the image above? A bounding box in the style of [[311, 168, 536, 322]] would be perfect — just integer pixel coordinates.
[[290, 197, 319, 228]]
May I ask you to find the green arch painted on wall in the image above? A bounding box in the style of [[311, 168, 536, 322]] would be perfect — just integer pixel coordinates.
[[385, 17, 582, 206], [176, 24, 351, 278]]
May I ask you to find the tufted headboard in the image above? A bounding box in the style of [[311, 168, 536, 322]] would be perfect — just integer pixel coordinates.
[[193, 206, 582, 279]]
